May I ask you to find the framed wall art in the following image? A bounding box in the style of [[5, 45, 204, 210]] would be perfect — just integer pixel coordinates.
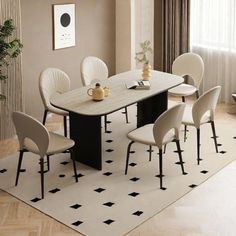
[[53, 3, 75, 50]]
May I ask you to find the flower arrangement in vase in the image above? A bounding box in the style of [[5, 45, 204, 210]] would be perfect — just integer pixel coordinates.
[[135, 40, 153, 81]]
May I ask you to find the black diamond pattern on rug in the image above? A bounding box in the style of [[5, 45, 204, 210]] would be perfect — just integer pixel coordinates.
[[106, 120, 111, 124], [70, 204, 82, 209], [58, 174, 66, 178], [130, 177, 140, 182], [60, 161, 70, 165], [128, 192, 140, 197], [219, 151, 226, 154], [20, 169, 26, 172], [200, 170, 208, 174], [73, 173, 84, 178], [31, 197, 41, 203], [103, 202, 115, 207], [105, 130, 112, 134], [189, 184, 197, 188], [129, 162, 137, 167], [217, 144, 222, 146], [105, 160, 113, 164], [94, 188, 106, 193], [106, 149, 114, 152], [174, 150, 184, 153], [103, 172, 112, 176], [72, 220, 83, 226], [130, 151, 135, 154], [233, 137, 236, 139], [49, 188, 61, 194], [103, 219, 114, 225], [106, 140, 113, 143], [175, 161, 185, 165], [211, 136, 219, 139], [0, 169, 7, 173], [132, 211, 143, 216]]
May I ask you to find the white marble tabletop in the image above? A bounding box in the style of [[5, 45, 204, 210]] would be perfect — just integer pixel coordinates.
[[51, 70, 183, 116]]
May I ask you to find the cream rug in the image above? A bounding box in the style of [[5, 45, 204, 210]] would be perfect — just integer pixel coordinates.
[[0, 104, 235, 236]]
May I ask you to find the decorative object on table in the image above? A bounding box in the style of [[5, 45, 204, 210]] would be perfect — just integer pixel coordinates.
[[126, 80, 150, 90], [53, 4, 75, 50], [103, 86, 109, 97], [135, 40, 153, 81], [0, 19, 23, 101], [87, 82, 105, 101]]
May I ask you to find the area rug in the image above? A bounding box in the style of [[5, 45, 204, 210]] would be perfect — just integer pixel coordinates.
[[0, 104, 235, 236]]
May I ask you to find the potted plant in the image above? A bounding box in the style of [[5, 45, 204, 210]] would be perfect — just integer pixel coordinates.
[[135, 40, 153, 81], [0, 19, 23, 100]]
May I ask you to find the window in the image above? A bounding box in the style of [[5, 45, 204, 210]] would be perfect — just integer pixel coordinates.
[[190, 0, 236, 51]]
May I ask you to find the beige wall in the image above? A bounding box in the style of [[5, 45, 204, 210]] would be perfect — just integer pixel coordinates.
[[21, 0, 115, 119]]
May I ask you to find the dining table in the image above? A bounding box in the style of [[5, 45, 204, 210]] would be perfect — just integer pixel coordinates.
[[51, 70, 184, 170]]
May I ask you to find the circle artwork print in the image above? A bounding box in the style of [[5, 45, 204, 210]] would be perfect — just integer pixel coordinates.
[[60, 13, 71, 27]]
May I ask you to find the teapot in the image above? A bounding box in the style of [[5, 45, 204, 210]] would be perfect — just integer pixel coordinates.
[[87, 83, 105, 101]]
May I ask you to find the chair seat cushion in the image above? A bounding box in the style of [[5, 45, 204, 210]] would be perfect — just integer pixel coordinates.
[[127, 124, 175, 147], [169, 84, 197, 97], [24, 132, 74, 156], [47, 104, 69, 116], [182, 105, 210, 126]]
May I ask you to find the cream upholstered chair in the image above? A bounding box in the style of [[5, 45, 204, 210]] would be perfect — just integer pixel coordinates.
[[169, 52, 204, 102], [81, 56, 129, 132], [125, 104, 187, 190], [182, 86, 221, 165], [12, 111, 78, 199], [39, 68, 70, 137]]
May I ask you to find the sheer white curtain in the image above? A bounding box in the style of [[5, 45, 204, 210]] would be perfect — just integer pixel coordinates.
[[190, 0, 236, 102]]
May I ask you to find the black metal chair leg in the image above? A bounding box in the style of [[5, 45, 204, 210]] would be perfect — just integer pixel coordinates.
[[124, 107, 129, 123], [15, 150, 24, 186], [70, 149, 78, 182], [159, 149, 163, 189], [149, 145, 152, 161], [175, 140, 187, 175], [125, 141, 134, 175], [163, 144, 167, 154], [40, 157, 44, 199], [184, 125, 187, 142], [210, 121, 219, 153], [63, 116, 67, 137], [197, 128, 201, 164], [47, 155, 50, 171], [104, 115, 108, 133], [196, 90, 199, 99], [182, 96, 186, 103], [42, 110, 48, 125]]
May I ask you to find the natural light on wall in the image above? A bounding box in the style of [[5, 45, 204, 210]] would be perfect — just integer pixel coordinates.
[[190, 0, 236, 103]]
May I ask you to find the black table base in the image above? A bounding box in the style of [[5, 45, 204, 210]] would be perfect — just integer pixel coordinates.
[[70, 91, 168, 170]]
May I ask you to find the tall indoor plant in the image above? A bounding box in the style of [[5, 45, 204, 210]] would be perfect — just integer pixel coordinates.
[[0, 19, 23, 100]]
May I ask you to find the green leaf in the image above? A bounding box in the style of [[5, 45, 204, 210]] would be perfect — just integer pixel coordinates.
[[0, 94, 6, 100]]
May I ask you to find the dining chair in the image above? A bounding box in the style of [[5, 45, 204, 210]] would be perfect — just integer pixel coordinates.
[[39, 68, 70, 137], [12, 111, 78, 199], [169, 52, 204, 102], [182, 86, 221, 165], [80, 56, 129, 132], [125, 104, 187, 190]]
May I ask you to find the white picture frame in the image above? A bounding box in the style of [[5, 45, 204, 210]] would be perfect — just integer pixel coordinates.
[[53, 4, 75, 50]]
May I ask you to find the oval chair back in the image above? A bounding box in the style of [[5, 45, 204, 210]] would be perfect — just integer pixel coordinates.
[[12, 111, 49, 158], [80, 56, 108, 86], [153, 103, 186, 149], [192, 86, 221, 128], [39, 68, 70, 111], [172, 52, 204, 89]]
